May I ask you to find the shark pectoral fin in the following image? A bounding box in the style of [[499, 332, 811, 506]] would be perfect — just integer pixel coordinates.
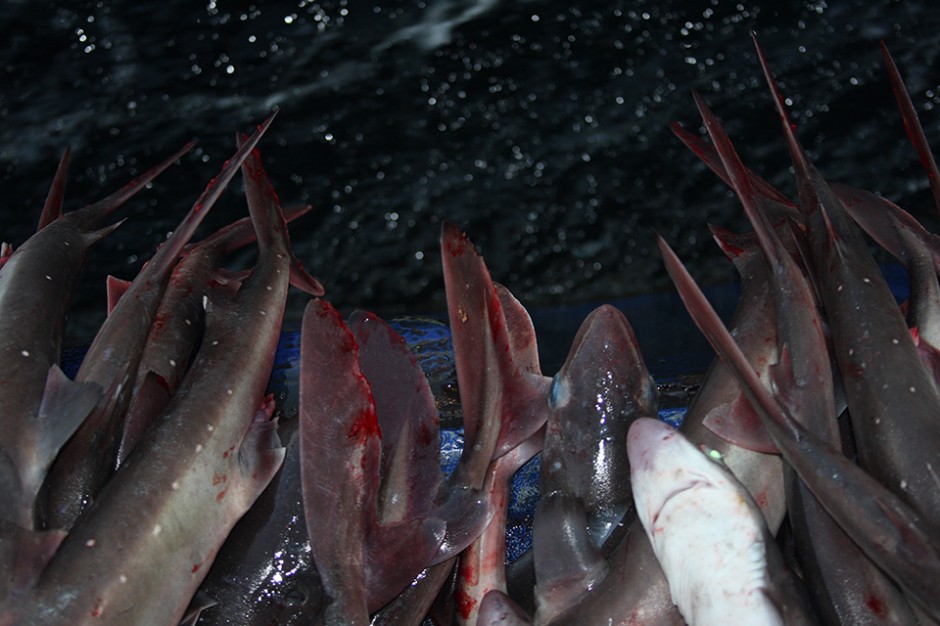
[[177, 590, 218, 626], [289, 257, 325, 296], [703, 394, 779, 454], [236, 400, 285, 490], [32, 365, 101, 494], [430, 485, 490, 563], [42, 361, 130, 530], [105, 275, 132, 315], [208, 266, 249, 289], [364, 517, 447, 612], [532, 492, 607, 619]]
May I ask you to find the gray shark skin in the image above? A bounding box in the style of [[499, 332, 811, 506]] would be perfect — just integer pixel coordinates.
[[0, 143, 191, 532], [3, 125, 296, 626], [41, 115, 277, 532], [117, 203, 317, 467], [659, 234, 940, 622], [753, 35, 940, 531], [541, 225, 784, 626], [531, 304, 657, 624], [693, 86, 918, 625]]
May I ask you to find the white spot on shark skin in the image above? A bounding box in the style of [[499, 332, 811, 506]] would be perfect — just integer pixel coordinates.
[[900, 480, 908, 490], [212, 340, 219, 346], [892, 338, 900, 345], [928, 463, 940, 491], [171, 481, 180, 490], [185, 318, 192, 326], [169, 359, 177, 367], [266, 285, 273, 291], [119, 574, 128, 584], [862, 277, 872, 284], [206, 424, 214, 432], [152, 524, 162, 536], [910, 386, 917, 393], [259, 309, 267, 316], [226, 389, 233, 396], [195, 444, 204, 453], [20, 350, 29, 357], [44, 274, 52, 281], [85, 539, 96, 548]]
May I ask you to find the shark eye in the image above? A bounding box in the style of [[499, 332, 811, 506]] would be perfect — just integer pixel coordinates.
[[548, 375, 570, 410]]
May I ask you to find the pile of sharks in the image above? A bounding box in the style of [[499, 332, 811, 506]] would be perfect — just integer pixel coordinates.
[[2, 35, 940, 625]]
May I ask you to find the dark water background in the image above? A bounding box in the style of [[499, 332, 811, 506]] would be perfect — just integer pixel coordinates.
[[2, 0, 939, 375]]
